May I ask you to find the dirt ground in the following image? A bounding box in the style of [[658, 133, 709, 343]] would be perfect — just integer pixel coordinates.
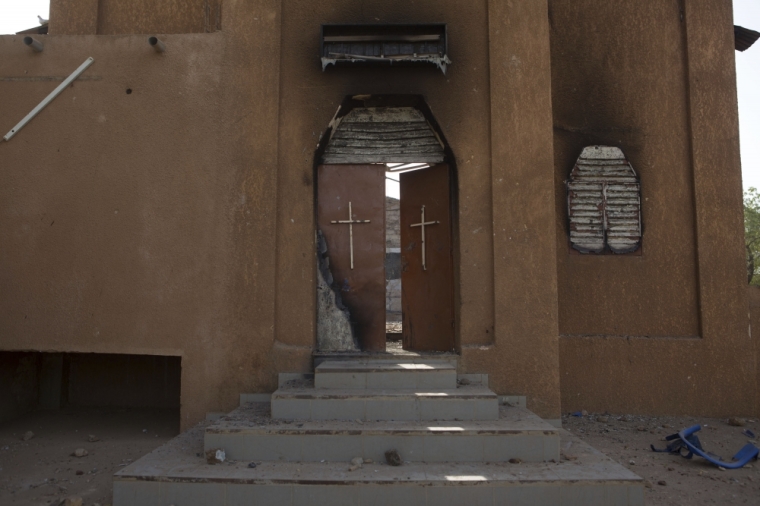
[[2, 407, 759, 505], [563, 412, 760, 505], [0, 407, 178, 506]]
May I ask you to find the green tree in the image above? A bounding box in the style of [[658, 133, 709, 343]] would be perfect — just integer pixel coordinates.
[[744, 187, 760, 285]]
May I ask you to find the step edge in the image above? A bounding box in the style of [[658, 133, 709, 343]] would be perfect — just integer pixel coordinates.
[[205, 427, 560, 436], [271, 388, 499, 402], [316, 363, 456, 371], [114, 473, 643, 486]]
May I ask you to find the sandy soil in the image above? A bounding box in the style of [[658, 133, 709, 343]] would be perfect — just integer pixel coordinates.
[[3, 407, 758, 505], [563, 412, 760, 505], [0, 408, 178, 506]]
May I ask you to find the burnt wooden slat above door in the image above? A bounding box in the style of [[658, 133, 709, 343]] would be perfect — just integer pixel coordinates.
[[322, 108, 445, 165]]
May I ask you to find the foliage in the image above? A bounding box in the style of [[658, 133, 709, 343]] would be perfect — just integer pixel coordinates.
[[744, 187, 760, 285]]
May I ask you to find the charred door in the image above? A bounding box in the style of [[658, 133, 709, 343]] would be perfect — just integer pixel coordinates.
[[400, 164, 455, 351], [317, 165, 386, 351]]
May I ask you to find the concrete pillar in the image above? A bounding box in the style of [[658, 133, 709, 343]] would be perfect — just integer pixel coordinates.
[[684, 0, 757, 413], [463, 0, 561, 420]]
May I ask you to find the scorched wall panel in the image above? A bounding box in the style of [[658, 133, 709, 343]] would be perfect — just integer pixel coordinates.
[[551, 0, 700, 338]]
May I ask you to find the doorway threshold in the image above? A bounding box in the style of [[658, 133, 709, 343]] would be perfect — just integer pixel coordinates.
[[313, 348, 459, 367]]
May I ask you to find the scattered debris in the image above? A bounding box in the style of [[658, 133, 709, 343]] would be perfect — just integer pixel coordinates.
[[60, 496, 83, 506], [571, 411, 582, 417], [629, 459, 636, 465], [637, 426, 647, 432], [88, 435, 100, 442], [742, 429, 756, 439], [247, 462, 257, 469], [71, 449, 88, 458], [597, 416, 609, 423], [563, 412, 759, 502], [651, 425, 759, 469], [75, 470, 84, 476], [21, 431, 35, 441], [728, 418, 747, 427], [508, 458, 522, 464], [458, 377, 471, 386], [385, 449, 402, 466], [657, 480, 667, 486], [348, 457, 364, 471], [205, 448, 226, 464]]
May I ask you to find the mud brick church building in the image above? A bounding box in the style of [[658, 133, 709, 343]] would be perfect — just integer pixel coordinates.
[[1, 4, 759, 499]]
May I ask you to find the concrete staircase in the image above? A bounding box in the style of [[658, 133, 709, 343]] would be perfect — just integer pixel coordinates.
[[113, 357, 644, 505]]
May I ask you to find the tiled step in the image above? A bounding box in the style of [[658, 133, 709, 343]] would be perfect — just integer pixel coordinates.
[[314, 360, 457, 390], [271, 385, 499, 421], [204, 403, 559, 463], [313, 352, 458, 368], [276, 372, 489, 390], [114, 428, 644, 506]]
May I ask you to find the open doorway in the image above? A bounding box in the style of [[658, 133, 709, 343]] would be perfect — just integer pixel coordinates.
[[315, 96, 457, 354], [384, 168, 405, 348]]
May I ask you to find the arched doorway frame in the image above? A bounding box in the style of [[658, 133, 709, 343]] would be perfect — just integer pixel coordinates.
[[312, 95, 461, 353]]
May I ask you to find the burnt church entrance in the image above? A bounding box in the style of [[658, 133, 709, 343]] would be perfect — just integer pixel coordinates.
[[316, 99, 456, 353]]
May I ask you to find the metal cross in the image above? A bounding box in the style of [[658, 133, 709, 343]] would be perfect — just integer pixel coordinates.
[[330, 201, 371, 270], [410, 205, 439, 271]]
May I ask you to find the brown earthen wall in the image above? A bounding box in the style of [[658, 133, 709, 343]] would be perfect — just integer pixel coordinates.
[[97, 0, 221, 35], [0, 2, 288, 428], [49, 0, 221, 35], [462, 0, 561, 419], [49, 0, 99, 35], [2, 0, 755, 428], [749, 286, 760, 416], [552, 0, 699, 338], [556, 0, 757, 417]]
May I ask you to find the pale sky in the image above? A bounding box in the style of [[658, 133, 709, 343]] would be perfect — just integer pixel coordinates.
[[735, 0, 760, 190], [0, 1, 758, 196]]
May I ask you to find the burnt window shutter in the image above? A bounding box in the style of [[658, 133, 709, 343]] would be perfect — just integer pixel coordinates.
[[567, 146, 642, 254], [320, 24, 451, 74]]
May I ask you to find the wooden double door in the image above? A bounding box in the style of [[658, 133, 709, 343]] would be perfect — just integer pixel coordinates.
[[317, 164, 454, 352]]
